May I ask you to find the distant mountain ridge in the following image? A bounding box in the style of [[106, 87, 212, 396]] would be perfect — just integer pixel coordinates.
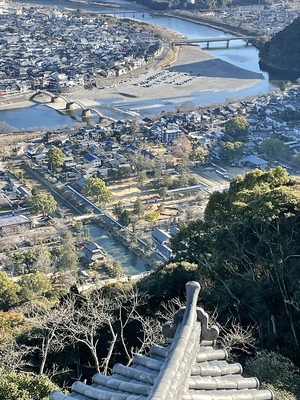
[[259, 16, 300, 79]]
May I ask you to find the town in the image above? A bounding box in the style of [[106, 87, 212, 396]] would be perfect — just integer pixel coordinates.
[[1, 2, 300, 400], [0, 2, 163, 95], [1, 0, 300, 286], [1, 81, 300, 280]]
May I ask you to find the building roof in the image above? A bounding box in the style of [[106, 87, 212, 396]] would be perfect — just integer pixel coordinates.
[[0, 213, 31, 228], [84, 153, 100, 163], [151, 228, 171, 244], [49, 281, 273, 400], [84, 241, 103, 253], [239, 155, 268, 166]]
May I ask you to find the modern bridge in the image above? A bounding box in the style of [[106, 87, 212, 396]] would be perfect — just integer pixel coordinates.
[[31, 90, 105, 120], [99, 11, 145, 18], [172, 36, 260, 48]]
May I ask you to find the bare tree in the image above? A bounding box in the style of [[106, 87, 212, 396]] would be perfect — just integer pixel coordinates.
[[26, 302, 72, 375], [60, 291, 118, 374], [0, 341, 34, 372], [172, 133, 192, 164], [218, 317, 256, 360], [24, 286, 177, 379], [104, 286, 165, 367]]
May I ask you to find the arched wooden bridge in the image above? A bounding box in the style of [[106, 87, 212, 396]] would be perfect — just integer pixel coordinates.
[[31, 90, 104, 120]]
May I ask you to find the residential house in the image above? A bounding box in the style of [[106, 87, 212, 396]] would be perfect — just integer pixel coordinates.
[[83, 241, 106, 262], [0, 214, 32, 237], [84, 153, 101, 167]]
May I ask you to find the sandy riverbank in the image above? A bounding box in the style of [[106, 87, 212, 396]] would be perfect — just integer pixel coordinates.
[[67, 44, 264, 114]]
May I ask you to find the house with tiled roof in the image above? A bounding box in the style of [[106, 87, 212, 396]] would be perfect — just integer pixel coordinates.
[[0, 213, 32, 236], [83, 241, 106, 263], [49, 281, 273, 400]]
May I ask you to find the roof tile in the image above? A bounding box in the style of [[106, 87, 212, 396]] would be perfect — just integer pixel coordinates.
[[50, 282, 273, 400]]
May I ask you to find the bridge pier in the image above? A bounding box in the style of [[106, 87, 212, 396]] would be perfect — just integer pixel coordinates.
[[172, 35, 258, 48], [66, 102, 76, 110], [51, 96, 60, 103], [82, 109, 91, 117]]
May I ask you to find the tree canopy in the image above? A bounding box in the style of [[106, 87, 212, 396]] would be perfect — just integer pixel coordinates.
[[219, 141, 243, 162], [29, 191, 57, 216], [47, 146, 65, 172], [170, 167, 300, 360], [260, 138, 289, 159], [82, 177, 115, 206], [224, 116, 249, 140], [0, 368, 57, 400]]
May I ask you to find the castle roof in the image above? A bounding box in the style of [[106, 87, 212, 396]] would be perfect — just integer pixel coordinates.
[[50, 281, 274, 400]]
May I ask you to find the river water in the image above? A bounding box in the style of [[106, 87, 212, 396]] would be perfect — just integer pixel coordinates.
[[85, 223, 150, 275], [2, 0, 275, 131]]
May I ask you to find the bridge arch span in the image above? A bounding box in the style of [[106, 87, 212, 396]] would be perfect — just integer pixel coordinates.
[[89, 108, 105, 119], [30, 91, 110, 121], [66, 100, 88, 111], [30, 90, 69, 104]]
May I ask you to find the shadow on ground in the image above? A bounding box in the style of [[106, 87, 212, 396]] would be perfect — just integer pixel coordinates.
[[168, 59, 263, 80]]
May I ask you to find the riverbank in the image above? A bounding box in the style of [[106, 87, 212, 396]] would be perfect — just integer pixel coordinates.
[[169, 10, 260, 38], [1, 2, 271, 119], [0, 42, 265, 116], [63, 44, 264, 116]]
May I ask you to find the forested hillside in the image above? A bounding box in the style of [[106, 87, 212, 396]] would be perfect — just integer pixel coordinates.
[[1, 167, 300, 399], [260, 16, 300, 77], [138, 166, 300, 399]]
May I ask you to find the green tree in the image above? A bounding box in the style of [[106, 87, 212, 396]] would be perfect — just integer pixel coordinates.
[[107, 168, 119, 182], [18, 272, 52, 303], [132, 154, 155, 175], [260, 138, 289, 158], [0, 310, 24, 343], [145, 210, 160, 228], [47, 146, 65, 172], [56, 232, 78, 280], [0, 368, 57, 400], [24, 245, 53, 273], [133, 198, 145, 219], [137, 261, 199, 304], [119, 209, 133, 227], [154, 172, 173, 190], [224, 116, 249, 140], [118, 166, 132, 180], [82, 177, 115, 206], [113, 201, 124, 221], [137, 170, 147, 186], [29, 191, 57, 216], [189, 148, 208, 163], [0, 272, 19, 311], [245, 351, 300, 399], [171, 167, 300, 357], [219, 141, 243, 162], [158, 186, 168, 199]]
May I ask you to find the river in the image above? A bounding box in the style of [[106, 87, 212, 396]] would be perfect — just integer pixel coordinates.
[[1, 0, 275, 131]]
